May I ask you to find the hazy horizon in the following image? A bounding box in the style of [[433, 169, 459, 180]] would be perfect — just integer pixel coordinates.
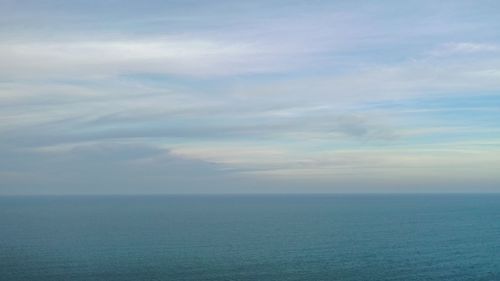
[[1, 0, 500, 195]]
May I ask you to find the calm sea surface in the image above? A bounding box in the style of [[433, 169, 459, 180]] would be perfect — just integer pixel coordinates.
[[1, 194, 499, 281]]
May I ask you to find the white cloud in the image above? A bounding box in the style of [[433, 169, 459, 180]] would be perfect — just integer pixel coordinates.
[[0, 38, 298, 78], [430, 42, 500, 56], [171, 143, 500, 183], [232, 55, 500, 103]]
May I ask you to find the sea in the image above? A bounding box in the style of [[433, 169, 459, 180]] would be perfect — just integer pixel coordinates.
[[1, 194, 499, 281]]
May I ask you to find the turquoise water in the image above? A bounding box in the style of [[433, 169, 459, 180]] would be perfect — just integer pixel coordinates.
[[1, 194, 499, 281]]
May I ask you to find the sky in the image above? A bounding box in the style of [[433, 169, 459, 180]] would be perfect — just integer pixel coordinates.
[[1, 0, 500, 194]]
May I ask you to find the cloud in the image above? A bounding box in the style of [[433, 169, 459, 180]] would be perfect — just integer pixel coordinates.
[[171, 144, 500, 185], [431, 42, 500, 56], [0, 39, 274, 78], [333, 115, 398, 140], [232, 55, 500, 104], [0, 142, 227, 194]]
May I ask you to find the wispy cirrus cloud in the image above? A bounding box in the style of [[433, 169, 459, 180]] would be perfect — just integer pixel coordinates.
[[0, 39, 281, 78], [430, 42, 500, 56]]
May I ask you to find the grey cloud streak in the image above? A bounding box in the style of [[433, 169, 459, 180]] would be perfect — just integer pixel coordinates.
[[0, 142, 228, 194]]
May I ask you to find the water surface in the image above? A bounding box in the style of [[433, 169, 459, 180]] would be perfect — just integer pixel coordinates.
[[1, 194, 499, 281]]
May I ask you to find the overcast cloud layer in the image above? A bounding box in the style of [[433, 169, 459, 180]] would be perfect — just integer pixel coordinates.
[[1, 0, 500, 194]]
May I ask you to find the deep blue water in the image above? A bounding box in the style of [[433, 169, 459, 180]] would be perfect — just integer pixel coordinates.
[[1, 194, 500, 281]]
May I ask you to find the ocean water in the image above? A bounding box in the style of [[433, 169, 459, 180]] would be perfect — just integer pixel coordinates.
[[1, 194, 499, 281]]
